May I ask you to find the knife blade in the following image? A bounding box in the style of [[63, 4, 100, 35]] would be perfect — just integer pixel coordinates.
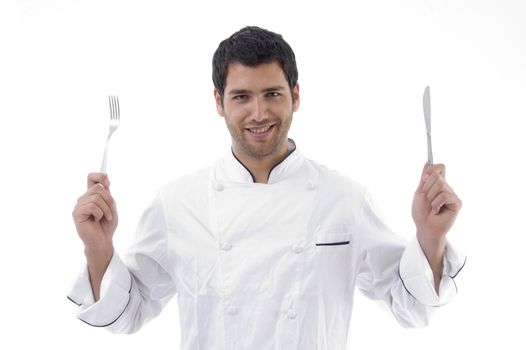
[[423, 86, 433, 165]]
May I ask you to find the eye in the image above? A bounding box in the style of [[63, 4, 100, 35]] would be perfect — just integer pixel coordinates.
[[233, 95, 249, 101], [267, 92, 281, 98]]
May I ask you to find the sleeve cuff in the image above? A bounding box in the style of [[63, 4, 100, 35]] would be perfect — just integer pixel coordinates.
[[399, 237, 466, 307], [67, 252, 132, 327]]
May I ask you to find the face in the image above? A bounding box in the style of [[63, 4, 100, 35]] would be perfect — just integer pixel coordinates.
[[214, 61, 300, 159]]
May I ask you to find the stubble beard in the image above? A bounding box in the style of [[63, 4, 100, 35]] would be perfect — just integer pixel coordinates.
[[226, 113, 293, 160]]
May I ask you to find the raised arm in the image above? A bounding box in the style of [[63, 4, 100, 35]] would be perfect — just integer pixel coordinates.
[[412, 164, 462, 294], [72, 173, 118, 301]]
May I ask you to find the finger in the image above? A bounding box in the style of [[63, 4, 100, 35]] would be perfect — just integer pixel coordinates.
[[87, 193, 114, 221], [77, 192, 114, 221], [90, 193, 114, 221], [430, 192, 449, 215], [78, 183, 115, 207], [425, 177, 453, 203], [416, 163, 430, 192], [74, 201, 105, 222], [87, 173, 110, 189], [417, 163, 445, 192], [431, 192, 462, 215], [423, 162, 449, 189], [424, 163, 445, 180], [430, 163, 446, 178], [422, 171, 442, 193]]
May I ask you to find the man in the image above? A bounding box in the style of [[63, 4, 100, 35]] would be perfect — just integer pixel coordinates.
[[69, 26, 465, 349]]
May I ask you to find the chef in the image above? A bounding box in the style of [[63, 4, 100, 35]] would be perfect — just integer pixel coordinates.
[[69, 26, 465, 349]]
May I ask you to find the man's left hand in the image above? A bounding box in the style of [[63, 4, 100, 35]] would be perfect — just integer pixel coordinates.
[[412, 163, 462, 242], [412, 163, 462, 292]]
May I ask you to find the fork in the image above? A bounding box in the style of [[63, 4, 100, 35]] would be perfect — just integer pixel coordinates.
[[100, 95, 120, 174]]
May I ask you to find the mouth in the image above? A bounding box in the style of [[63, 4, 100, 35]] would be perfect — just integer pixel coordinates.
[[245, 124, 276, 138]]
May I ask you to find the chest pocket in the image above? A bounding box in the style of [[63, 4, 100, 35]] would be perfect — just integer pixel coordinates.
[[315, 232, 352, 246], [314, 230, 356, 294]]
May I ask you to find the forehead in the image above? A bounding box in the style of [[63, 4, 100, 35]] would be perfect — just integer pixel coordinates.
[[224, 61, 288, 91]]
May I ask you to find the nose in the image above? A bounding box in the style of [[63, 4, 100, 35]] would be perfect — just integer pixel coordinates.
[[251, 97, 268, 122]]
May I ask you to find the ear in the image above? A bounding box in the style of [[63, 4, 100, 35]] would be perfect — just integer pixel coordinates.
[[214, 89, 225, 117], [292, 83, 300, 112]]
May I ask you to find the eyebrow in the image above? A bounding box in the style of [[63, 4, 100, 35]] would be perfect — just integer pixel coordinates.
[[227, 86, 287, 95]]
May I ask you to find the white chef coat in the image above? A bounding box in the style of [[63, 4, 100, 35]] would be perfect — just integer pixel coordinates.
[[68, 140, 466, 350]]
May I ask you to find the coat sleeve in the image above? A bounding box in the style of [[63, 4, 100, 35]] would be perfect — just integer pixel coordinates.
[[355, 190, 466, 328], [67, 192, 178, 333]]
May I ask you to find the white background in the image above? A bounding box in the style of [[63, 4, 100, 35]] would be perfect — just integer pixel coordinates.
[[1, 0, 525, 349]]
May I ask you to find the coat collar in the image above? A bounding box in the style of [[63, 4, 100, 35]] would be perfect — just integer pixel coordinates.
[[213, 139, 315, 186]]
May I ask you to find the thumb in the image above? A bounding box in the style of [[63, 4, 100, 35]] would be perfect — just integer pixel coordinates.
[[88, 173, 111, 189], [416, 163, 446, 193], [416, 163, 430, 193]]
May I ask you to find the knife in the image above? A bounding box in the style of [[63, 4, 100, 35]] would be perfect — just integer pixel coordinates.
[[423, 86, 433, 165]]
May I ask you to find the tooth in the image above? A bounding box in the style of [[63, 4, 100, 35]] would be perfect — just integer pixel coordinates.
[[249, 126, 270, 133]]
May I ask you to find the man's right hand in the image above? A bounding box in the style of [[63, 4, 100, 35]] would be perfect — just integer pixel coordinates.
[[72, 173, 118, 301]]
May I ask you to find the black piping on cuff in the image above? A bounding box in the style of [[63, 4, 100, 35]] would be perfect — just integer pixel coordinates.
[[67, 296, 81, 306], [449, 256, 467, 279], [398, 254, 467, 309], [78, 293, 131, 328], [397, 266, 441, 308], [398, 266, 419, 303], [69, 274, 133, 328]]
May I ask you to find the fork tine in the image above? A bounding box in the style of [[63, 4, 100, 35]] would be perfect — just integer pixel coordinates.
[[108, 95, 113, 118], [108, 95, 118, 120], [113, 95, 117, 120], [110, 95, 115, 119], [115, 96, 120, 120], [101, 95, 120, 174]]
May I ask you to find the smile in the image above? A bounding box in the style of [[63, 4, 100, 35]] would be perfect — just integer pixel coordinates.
[[246, 124, 275, 134]]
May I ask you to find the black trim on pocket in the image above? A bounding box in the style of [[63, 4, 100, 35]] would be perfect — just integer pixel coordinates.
[[316, 241, 350, 246]]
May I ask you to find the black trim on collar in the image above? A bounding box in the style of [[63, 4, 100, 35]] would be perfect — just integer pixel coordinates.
[[230, 139, 297, 183], [266, 139, 296, 181], [231, 150, 257, 183]]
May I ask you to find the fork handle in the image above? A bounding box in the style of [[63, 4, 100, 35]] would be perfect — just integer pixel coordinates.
[[100, 136, 111, 174]]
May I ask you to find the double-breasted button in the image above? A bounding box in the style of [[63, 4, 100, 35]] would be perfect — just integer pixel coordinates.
[[221, 242, 233, 251], [227, 305, 238, 315], [307, 182, 317, 191], [287, 309, 297, 319], [291, 244, 303, 254], [213, 182, 224, 192]]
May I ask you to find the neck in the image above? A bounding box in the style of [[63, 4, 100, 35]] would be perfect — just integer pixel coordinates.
[[232, 140, 291, 184]]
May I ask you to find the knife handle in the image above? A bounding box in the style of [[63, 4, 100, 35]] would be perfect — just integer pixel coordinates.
[[426, 133, 433, 165]]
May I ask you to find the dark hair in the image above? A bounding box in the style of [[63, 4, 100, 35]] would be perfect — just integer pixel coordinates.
[[212, 26, 298, 98]]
